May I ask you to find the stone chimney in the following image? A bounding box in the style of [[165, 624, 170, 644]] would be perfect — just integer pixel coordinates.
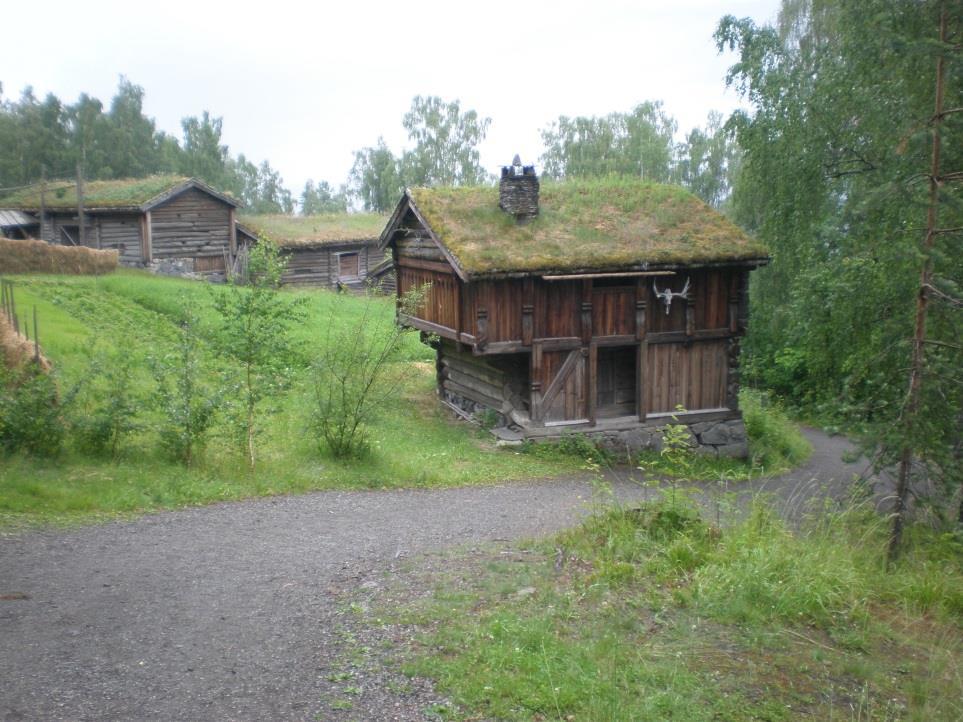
[[499, 155, 539, 223]]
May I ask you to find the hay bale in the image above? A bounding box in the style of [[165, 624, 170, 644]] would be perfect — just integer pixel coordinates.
[[0, 238, 118, 275], [0, 314, 50, 372]]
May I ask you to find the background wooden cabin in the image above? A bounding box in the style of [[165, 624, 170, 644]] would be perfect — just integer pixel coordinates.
[[239, 214, 391, 291], [0, 177, 242, 276]]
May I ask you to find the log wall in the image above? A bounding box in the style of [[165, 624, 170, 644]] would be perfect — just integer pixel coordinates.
[[280, 242, 374, 287], [150, 188, 232, 259], [437, 339, 529, 419]]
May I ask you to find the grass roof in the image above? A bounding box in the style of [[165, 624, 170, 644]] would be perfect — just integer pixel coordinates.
[[0, 175, 200, 211], [408, 178, 769, 276], [240, 213, 387, 248]]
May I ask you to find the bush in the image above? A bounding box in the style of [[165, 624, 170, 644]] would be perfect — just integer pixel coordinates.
[[309, 286, 425, 459], [150, 309, 221, 466], [0, 364, 66, 456], [741, 388, 811, 471], [72, 351, 142, 458]]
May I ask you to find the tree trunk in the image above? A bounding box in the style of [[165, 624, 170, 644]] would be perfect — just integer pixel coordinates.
[[889, 3, 946, 563]]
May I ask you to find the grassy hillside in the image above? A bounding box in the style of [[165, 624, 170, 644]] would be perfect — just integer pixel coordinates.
[[0, 271, 584, 523]]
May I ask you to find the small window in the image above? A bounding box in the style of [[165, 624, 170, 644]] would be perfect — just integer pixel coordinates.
[[338, 252, 360, 278]]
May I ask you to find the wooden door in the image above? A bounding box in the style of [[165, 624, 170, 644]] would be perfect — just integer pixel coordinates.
[[535, 348, 588, 424]]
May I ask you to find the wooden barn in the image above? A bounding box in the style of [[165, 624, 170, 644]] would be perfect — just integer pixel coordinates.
[[0, 176, 243, 278], [239, 213, 391, 291], [380, 162, 769, 455]]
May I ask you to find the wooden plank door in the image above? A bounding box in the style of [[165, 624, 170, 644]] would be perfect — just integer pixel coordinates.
[[534, 348, 588, 424]]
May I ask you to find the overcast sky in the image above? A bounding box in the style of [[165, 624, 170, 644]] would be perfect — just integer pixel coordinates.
[[4, 0, 781, 197]]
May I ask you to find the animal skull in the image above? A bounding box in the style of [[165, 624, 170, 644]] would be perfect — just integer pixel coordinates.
[[653, 277, 691, 315]]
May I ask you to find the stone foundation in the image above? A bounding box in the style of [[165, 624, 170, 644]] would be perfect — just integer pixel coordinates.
[[441, 389, 748, 458], [588, 418, 748, 458]]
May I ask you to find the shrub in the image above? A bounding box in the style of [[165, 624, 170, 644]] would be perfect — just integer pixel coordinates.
[[0, 363, 66, 456], [72, 351, 142, 458], [309, 285, 425, 459], [741, 388, 811, 471], [150, 309, 221, 466]]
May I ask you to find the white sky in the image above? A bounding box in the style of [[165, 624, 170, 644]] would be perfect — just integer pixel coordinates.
[[3, 0, 781, 199]]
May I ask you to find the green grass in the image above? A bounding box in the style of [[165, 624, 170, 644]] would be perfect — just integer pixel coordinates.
[[410, 178, 769, 276], [238, 212, 387, 247], [380, 495, 963, 721], [0, 271, 584, 523], [635, 389, 813, 481], [0, 175, 202, 210]]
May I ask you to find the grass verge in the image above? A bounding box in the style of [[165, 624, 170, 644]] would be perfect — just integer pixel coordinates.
[[0, 272, 584, 524], [372, 494, 962, 721]]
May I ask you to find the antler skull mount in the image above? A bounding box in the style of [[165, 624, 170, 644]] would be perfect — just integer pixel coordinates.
[[653, 277, 691, 315]]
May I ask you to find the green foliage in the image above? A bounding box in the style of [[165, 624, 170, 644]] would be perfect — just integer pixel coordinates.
[[0, 272, 584, 520], [72, 350, 142, 458], [299, 179, 347, 215], [149, 308, 220, 466], [740, 389, 812, 471], [348, 137, 403, 213], [391, 495, 963, 721], [400, 95, 491, 187], [308, 286, 424, 458], [0, 364, 66, 457], [0, 78, 296, 212], [212, 239, 306, 467], [717, 1, 962, 513], [348, 96, 491, 212], [540, 101, 677, 182]]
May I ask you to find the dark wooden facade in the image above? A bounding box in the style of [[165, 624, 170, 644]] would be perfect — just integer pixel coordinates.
[[382, 182, 765, 439], [277, 240, 379, 290], [17, 179, 241, 276]]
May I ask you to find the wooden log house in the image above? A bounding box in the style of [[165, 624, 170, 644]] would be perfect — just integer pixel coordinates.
[[0, 176, 244, 278], [237, 213, 391, 291], [380, 161, 769, 455]]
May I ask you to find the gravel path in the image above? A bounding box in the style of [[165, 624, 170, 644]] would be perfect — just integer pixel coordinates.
[[0, 429, 867, 721]]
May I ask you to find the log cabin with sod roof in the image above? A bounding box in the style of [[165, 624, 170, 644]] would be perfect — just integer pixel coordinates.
[[380, 161, 770, 455], [0, 176, 244, 278], [237, 213, 391, 291]]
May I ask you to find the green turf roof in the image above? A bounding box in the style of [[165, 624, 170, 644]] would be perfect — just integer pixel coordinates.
[[0, 175, 225, 211], [405, 178, 769, 276], [239, 213, 387, 248]]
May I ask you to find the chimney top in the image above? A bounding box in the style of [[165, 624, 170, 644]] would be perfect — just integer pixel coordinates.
[[499, 155, 539, 222]]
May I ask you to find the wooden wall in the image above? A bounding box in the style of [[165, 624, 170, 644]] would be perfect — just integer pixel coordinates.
[[388, 211, 751, 426], [437, 339, 529, 418], [150, 188, 231, 259], [280, 242, 374, 287], [45, 212, 144, 266]]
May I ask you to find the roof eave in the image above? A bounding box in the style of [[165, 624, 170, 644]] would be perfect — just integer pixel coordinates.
[[141, 177, 241, 212], [462, 255, 771, 281]]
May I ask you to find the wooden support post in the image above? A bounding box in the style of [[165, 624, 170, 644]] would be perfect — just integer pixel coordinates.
[[588, 342, 597, 425], [228, 207, 238, 257], [530, 341, 543, 424], [476, 308, 489, 351], [580, 303, 593, 344], [521, 277, 534, 347], [636, 278, 649, 421], [141, 210, 153, 263], [522, 304, 534, 346], [686, 285, 696, 338], [728, 271, 739, 334]]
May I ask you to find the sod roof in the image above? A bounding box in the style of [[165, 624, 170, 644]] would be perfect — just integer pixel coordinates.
[[239, 213, 387, 248], [401, 178, 768, 277], [0, 176, 238, 211]]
